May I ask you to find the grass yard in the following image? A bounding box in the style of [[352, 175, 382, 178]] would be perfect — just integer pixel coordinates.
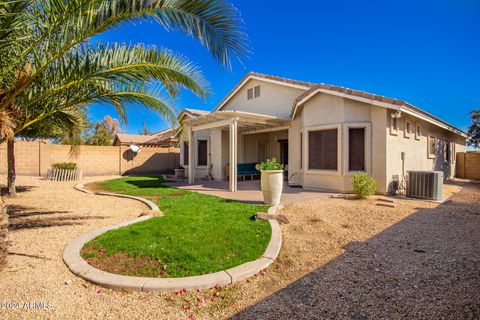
[[81, 176, 271, 278]]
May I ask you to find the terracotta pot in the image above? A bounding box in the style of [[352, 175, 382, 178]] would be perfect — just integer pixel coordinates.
[[260, 170, 284, 205]]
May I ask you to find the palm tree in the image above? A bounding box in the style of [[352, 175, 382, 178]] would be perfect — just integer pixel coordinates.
[[0, 0, 248, 197]]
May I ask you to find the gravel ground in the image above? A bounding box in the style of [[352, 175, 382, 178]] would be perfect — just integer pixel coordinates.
[[0, 176, 478, 320]]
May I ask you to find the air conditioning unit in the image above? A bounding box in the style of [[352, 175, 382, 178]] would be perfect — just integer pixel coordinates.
[[406, 171, 443, 201]]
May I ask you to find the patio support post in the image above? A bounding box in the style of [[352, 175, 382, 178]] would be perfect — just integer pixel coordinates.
[[188, 127, 195, 184], [229, 118, 238, 192]]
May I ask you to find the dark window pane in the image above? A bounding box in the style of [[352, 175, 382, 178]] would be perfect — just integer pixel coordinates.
[[197, 140, 208, 166], [183, 141, 189, 165], [247, 88, 253, 100], [349, 128, 365, 171], [254, 86, 260, 98], [308, 129, 337, 170]]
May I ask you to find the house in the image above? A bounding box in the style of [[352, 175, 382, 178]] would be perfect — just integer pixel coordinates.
[[179, 72, 467, 193], [113, 128, 178, 148]]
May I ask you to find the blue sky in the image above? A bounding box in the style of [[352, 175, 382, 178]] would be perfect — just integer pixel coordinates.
[[91, 0, 480, 134]]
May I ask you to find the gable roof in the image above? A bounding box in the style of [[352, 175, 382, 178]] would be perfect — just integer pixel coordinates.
[[213, 72, 314, 112], [178, 108, 210, 121], [210, 71, 466, 137], [292, 84, 467, 137]]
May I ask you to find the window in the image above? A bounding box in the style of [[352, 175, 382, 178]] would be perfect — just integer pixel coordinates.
[[247, 86, 260, 100], [415, 122, 421, 140], [444, 140, 451, 163], [349, 128, 365, 171], [247, 88, 253, 100], [404, 118, 412, 138], [183, 141, 189, 165], [254, 85, 260, 98], [197, 140, 208, 166], [390, 113, 399, 135], [308, 129, 338, 170], [427, 135, 436, 158], [451, 142, 456, 163], [300, 132, 303, 169]]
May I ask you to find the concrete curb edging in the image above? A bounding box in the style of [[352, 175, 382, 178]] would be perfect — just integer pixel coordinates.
[[74, 183, 161, 213], [65, 183, 282, 292]]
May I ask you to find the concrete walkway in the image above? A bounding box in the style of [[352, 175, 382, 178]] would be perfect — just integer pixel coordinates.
[[165, 179, 333, 205]]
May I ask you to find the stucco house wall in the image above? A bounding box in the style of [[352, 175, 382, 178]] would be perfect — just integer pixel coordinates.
[[180, 73, 467, 194], [221, 79, 305, 119], [385, 112, 466, 192]]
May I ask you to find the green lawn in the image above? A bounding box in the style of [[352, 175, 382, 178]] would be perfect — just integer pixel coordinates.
[[81, 176, 271, 278]]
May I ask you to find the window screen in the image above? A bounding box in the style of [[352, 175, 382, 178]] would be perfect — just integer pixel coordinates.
[[348, 128, 365, 171], [183, 141, 189, 165], [254, 86, 260, 98], [247, 88, 253, 100], [308, 129, 338, 170], [197, 140, 208, 166]]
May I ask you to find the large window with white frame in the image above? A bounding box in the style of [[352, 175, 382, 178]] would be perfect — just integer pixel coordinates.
[[308, 129, 338, 170]]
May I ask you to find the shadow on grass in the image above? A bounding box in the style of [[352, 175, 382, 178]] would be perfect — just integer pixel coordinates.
[[231, 184, 480, 319], [124, 177, 169, 189], [7, 205, 107, 231]]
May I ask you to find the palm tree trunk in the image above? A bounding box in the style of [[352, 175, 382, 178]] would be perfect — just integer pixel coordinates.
[[6, 139, 16, 197], [0, 202, 8, 270]]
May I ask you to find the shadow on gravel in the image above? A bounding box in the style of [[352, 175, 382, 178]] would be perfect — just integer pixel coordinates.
[[231, 184, 480, 319], [0, 185, 37, 196], [7, 205, 107, 231]]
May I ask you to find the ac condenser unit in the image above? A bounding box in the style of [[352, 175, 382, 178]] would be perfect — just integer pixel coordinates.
[[406, 171, 443, 201]]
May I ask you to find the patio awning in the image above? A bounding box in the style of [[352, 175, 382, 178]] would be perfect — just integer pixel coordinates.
[[183, 111, 290, 192], [183, 110, 290, 134]]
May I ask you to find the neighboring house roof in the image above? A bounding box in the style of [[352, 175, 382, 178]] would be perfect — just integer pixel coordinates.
[[114, 128, 178, 147], [145, 128, 178, 145], [210, 71, 466, 137], [114, 133, 156, 145]]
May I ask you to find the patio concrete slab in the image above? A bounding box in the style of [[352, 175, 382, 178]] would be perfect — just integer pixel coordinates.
[[165, 179, 333, 205]]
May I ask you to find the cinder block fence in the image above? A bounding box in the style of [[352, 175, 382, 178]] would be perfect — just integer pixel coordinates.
[[0, 141, 179, 176], [456, 152, 480, 181]]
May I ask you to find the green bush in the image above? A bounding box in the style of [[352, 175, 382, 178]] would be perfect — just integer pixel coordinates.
[[352, 173, 377, 198], [51, 162, 77, 170], [255, 157, 284, 171]]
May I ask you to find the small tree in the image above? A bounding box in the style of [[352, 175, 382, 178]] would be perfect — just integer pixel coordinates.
[[352, 173, 377, 198], [467, 110, 480, 149], [139, 121, 151, 135], [85, 115, 119, 146]]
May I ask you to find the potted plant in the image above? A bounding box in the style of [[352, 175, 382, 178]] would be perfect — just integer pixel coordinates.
[[174, 166, 185, 179], [256, 157, 284, 205]]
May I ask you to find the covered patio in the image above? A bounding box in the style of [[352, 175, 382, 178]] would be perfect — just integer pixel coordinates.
[[182, 110, 290, 192]]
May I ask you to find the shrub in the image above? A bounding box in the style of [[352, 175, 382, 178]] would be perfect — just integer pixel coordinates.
[[255, 157, 284, 171], [352, 173, 377, 198], [51, 162, 77, 170]]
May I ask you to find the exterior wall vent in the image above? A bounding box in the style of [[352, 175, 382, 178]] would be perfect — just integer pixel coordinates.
[[406, 170, 443, 201]]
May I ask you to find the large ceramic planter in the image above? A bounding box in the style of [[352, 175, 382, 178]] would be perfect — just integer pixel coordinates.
[[260, 170, 284, 205], [174, 168, 185, 179]]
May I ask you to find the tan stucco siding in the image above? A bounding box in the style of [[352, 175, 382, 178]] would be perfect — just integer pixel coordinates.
[[292, 93, 384, 192], [221, 79, 306, 119], [385, 113, 466, 191]]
